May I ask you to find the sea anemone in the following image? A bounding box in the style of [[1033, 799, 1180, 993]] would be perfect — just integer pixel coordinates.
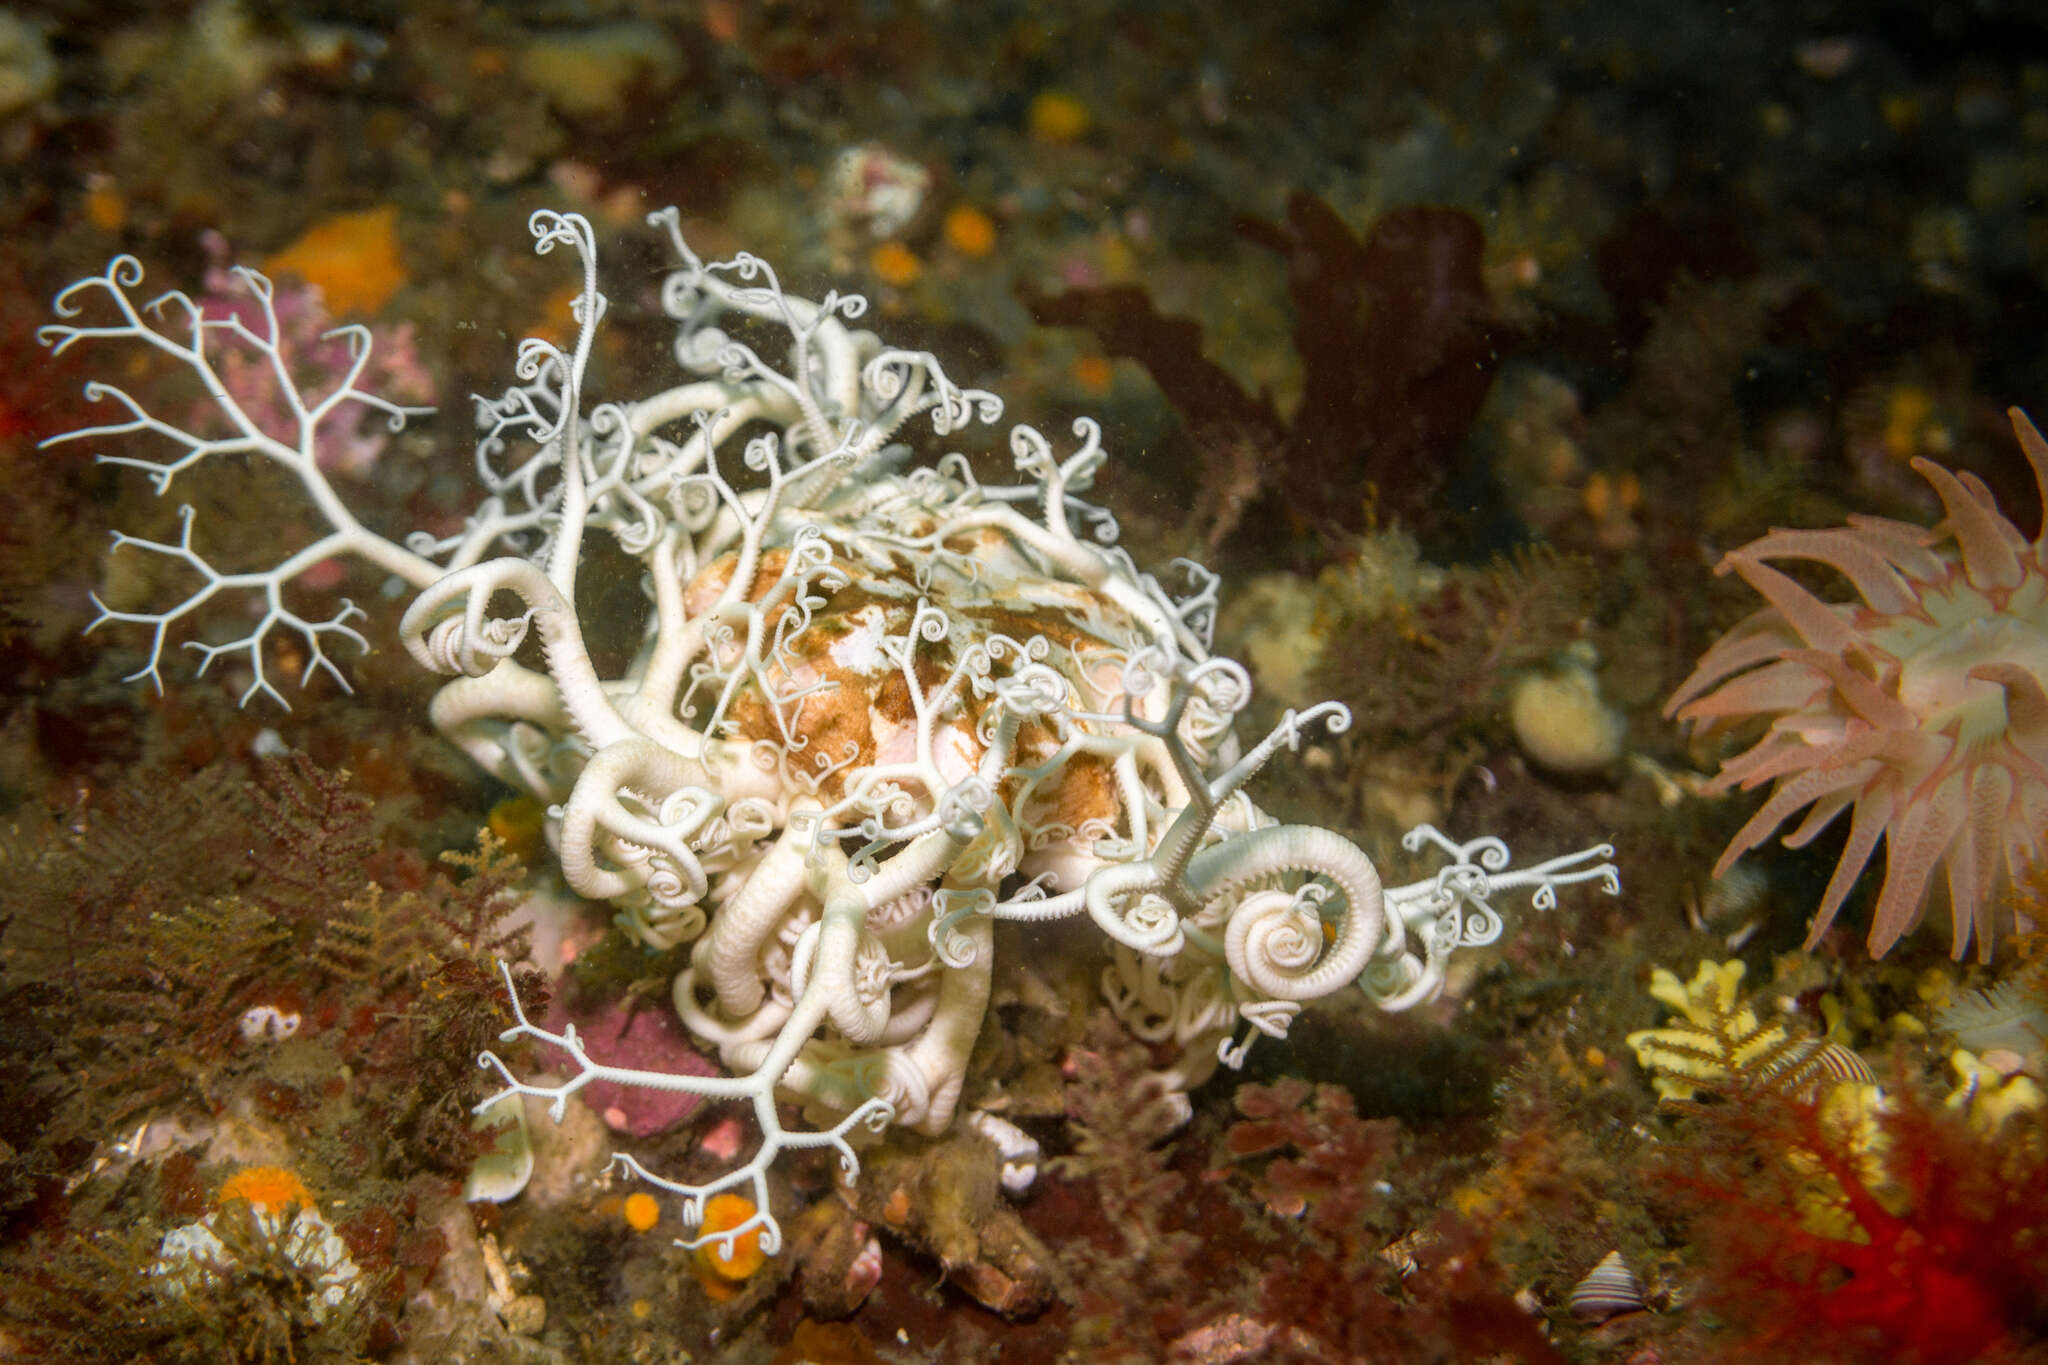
[[216, 1165, 315, 1218], [1667, 407, 2048, 960]]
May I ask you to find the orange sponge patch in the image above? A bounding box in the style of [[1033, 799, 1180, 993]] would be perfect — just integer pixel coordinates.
[[691, 1193, 765, 1298], [264, 205, 407, 317], [622, 1191, 660, 1233], [868, 241, 922, 288], [942, 204, 997, 258]]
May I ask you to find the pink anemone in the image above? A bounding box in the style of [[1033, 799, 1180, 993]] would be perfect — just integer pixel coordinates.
[[1667, 408, 2048, 959]]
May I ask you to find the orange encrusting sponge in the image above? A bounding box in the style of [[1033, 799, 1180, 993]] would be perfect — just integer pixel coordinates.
[[691, 1192, 765, 1299]]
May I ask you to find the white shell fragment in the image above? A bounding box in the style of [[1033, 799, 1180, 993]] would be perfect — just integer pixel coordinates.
[[464, 1090, 534, 1203], [967, 1110, 1041, 1197]]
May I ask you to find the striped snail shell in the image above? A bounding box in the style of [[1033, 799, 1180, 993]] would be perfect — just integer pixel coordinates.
[[1568, 1249, 1646, 1323], [1804, 1040, 1876, 1086]]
